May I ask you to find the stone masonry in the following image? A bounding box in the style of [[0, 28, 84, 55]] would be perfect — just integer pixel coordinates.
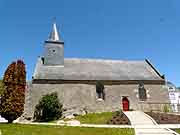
[[24, 83, 169, 118]]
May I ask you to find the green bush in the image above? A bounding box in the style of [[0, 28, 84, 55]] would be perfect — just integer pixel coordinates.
[[33, 92, 63, 122], [115, 109, 122, 116], [163, 104, 171, 113]]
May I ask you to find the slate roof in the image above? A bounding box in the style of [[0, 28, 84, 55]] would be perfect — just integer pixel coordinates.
[[33, 58, 164, 81]]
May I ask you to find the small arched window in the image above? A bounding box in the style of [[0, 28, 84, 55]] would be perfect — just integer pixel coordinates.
[[96, 81, 105, 100], [138, 82, 147, 101]]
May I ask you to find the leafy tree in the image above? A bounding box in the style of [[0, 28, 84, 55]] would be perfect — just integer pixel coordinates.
[[34, 92, 63, 122], [0, 60, 26, 123], [0, 80, 3, 95]]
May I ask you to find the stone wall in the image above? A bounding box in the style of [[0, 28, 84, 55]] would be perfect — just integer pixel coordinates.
[[24, 83, 169, 118]]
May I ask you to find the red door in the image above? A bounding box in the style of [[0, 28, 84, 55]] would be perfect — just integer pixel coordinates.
[[122, 97, 129, 111]]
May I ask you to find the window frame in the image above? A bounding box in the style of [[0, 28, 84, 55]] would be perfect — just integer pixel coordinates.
[[138, 82, 147, 101], [96, 81, 105, 100]]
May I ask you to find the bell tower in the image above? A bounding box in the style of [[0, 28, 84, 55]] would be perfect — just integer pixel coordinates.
[[43, 21, 64, 65]]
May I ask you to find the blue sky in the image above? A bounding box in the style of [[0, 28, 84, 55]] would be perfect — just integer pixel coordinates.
[[0, 0, 180, 86]]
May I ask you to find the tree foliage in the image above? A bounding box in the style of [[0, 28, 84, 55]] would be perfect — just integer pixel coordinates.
[[0, 80, 3, 96], [0, 60, 26, 123], [34, 92, 63, 122]]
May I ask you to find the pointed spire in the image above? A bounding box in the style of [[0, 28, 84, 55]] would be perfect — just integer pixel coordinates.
[[48, 19, 63, 42]]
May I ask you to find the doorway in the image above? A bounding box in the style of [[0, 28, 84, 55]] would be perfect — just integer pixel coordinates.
[[122, 97, 129, 111]]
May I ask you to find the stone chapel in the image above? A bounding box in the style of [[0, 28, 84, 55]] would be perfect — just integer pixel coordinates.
[[24, 22, 169, 118]]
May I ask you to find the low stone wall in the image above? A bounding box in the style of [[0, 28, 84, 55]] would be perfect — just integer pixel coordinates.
[[137, 103, 171, 112], [146, 112, 180, 124]]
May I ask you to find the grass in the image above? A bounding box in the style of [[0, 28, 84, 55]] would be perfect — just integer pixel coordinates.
[[0, 124, 134, 135], [47, 120, 58, 123], [174, 129, 180, 134], [75, 112, 116, 124]]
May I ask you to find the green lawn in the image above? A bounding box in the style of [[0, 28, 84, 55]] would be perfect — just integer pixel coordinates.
[[174, 129, 180, 134], [0, 124, 134, 135], [75, 112, 116, 124]]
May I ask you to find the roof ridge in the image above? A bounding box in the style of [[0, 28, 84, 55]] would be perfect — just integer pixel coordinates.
[[64, 58, 144, 62]]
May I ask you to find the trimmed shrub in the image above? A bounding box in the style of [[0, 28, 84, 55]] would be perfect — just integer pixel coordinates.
[[34, 92, 63, 122], [163, 104, 171, 113], [0, 60, 26, 123]]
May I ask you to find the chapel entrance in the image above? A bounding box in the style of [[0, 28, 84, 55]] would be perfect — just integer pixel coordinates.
[[122, 97, 129, 111]]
